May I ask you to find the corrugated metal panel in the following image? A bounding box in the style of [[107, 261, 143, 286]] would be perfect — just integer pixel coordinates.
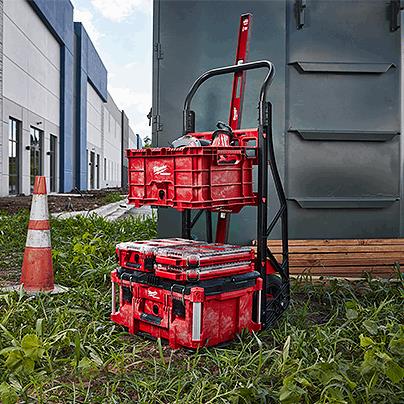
[[285, 0, 401, 238], [153, 0, 402, 242]]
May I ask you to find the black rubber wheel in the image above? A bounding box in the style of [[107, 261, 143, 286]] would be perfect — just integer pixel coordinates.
[[266, 274, 283, 299], [266, 274, 290, 320]]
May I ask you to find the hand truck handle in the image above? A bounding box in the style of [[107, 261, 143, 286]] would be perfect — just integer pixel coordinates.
[[181, 60, 289, 329], [183, 60, 275, 134]]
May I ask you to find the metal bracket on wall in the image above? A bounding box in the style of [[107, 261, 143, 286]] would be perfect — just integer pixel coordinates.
[[152, 115, 163, 134], [154, 42, 164, 60], [295, 0, 307, 30], [289, 197, 398, 209], [390, 0, 404, 32], [289, 61, 396, 74], [289, 129, 400, 142]]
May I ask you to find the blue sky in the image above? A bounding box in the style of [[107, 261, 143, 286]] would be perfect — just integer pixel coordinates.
[[70, 0, 153, 139]]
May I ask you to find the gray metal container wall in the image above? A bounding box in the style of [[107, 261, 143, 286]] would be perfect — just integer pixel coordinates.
[[152, 0, 403, 243]]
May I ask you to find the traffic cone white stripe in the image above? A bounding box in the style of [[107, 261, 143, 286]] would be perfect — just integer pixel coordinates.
[[26, 230, 52, 248], [29, 194, 49, 220]]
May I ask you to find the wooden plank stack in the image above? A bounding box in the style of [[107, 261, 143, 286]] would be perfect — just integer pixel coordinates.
[[267, 239, 404, 279]]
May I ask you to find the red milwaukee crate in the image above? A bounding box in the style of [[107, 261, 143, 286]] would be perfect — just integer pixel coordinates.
[[116, 238, 201, 272], [127, 146, 256, 212], [111, 268, 262, 349]]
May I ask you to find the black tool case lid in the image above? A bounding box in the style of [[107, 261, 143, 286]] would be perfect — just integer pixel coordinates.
[[115, 267, 260, 296]]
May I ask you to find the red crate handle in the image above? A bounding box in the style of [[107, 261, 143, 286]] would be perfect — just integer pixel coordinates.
[[216, 149, 242, 165]]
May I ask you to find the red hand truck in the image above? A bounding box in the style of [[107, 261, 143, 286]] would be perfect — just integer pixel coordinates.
[[114, 15, 290, 347]]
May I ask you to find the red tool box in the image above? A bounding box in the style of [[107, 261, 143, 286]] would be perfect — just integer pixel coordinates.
[[116, 238, 201, 272], [112, 238, 261, 349], [127, 146, 256, 212], [116, 238, 256, 280], [111, 266, 262, 349], [154, 243, 255, 281]]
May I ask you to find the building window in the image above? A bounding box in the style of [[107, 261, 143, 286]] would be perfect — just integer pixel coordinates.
[[104, 157, 107, 181], [9, 118, 21, 195], [49, 135, 57, 193], [96, 153, 100, 189], [89, 151, 95, 189], [30, 126, 43, 193]]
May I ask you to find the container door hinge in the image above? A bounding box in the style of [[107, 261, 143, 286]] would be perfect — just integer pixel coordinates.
[[154, 42, 164, 60], [152, 114, 163, 133], [390, 0, 404, 32], [295, 0, 307, 30]]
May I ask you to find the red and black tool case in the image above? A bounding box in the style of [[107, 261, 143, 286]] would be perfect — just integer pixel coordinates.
[[116, 238, 255, 278], [111, 238, 262, 349], [111, 268, 262, 349], [115, 238, 200, 272]]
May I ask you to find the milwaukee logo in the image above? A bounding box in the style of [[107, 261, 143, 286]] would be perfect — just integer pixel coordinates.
[[148, 290, 158, 298], [153, 165, 170, 176], [232, 107, 238, 121]]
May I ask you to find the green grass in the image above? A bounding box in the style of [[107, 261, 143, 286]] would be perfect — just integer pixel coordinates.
[[0, 213, 403, 403], [102, 192, 125, 204]]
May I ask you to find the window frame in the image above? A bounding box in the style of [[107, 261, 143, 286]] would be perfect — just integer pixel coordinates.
[[8, 117, 21, 195]]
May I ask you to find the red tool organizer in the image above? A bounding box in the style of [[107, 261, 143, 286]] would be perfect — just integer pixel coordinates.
[[111, 14, 290, 348]]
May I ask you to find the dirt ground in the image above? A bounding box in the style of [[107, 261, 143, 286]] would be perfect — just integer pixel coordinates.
[[0, 188, 126, 215]]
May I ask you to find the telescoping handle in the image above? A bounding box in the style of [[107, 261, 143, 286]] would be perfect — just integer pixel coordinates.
[[182, 60, 275, 135]]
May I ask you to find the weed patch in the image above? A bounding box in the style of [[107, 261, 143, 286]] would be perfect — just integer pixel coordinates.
[[0, 214, 403, 403], [102, 192, 125, 204]]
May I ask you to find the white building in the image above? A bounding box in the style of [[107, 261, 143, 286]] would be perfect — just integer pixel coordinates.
[[0, 0, 137, 196]]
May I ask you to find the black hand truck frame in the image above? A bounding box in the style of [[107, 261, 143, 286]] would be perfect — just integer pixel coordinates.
[[180, 60, 290, 327]]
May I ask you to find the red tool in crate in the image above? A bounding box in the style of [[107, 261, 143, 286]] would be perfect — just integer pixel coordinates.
[[111, 14, 289, 349]]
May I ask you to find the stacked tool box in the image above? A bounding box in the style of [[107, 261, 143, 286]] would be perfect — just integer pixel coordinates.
[[111, 239, 262, 349]]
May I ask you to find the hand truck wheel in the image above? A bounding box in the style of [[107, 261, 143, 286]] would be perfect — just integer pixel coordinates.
[[265, 274, 289, 325]]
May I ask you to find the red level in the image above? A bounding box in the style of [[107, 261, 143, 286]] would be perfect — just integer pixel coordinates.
[[216, 13, 252, 243], [229, 13, 252, 130]]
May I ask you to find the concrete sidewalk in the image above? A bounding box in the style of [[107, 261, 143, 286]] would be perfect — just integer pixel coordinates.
[[52, 200, 153, 221]]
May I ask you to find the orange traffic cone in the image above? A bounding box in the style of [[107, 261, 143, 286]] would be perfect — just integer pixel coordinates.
[[20, 176, 54, 292]]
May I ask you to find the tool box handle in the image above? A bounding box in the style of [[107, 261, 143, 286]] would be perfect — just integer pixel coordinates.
[[215, 149, 242, 165]]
